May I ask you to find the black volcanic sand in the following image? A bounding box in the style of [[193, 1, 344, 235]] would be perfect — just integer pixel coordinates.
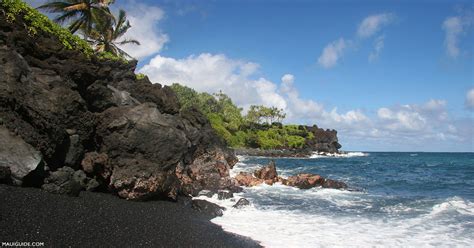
[[0, 185, 261, 247]]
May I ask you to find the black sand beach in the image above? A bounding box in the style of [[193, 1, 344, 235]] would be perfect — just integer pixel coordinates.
[[0, 185, 261, 247]]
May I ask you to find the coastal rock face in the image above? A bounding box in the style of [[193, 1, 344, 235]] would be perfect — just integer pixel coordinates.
[[254, 161, 278, 182], [305, 125, 341, 154], [0, 13, 236, 200]]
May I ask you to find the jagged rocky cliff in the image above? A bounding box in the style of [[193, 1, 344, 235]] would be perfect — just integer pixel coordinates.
[[235, 125, 342, 157], [0, 13, 238, 200]]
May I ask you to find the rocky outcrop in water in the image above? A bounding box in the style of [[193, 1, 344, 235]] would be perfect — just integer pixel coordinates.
[[234, 162, 347, 190], [0, 13, 238, 200]]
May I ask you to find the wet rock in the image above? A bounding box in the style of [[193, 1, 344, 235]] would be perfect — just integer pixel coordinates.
[[232, 198, 250, 209], [322, 178, 348, 189], [192, 199, 225, 217], [0, 127, 43, 185], [284, 173, 325, 189], [198, 190, 215, 198], [234, 172, 264, 187], [217, 190, 234, 200], [254, 161, 278, 182]]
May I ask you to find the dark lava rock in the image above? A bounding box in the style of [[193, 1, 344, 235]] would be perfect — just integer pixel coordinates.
[[198, 190, 215, 198], [85, 178, 100, 191], [284, 173, 325, 189], [0, 166, 12, 184], [322, 178, 348, 189], [81, 152, 111, 181], [0, 12, 238, 201], [232, 198, 250, 209], [0, 127, 43, 185], [192, 199, 225, 217], [217, 190, 234, 200], [254, 161, 278, 184], [42, 167, 83, 196], [234, 172, 263, 187]]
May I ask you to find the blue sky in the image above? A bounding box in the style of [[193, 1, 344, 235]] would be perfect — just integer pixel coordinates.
[[28, 0, 474, 152]]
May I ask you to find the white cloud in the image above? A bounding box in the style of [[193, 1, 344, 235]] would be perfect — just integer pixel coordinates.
[[140, 53, 368, 130], [116, 2, 169, 59], [140, 53, 270, 109], [318, 13, 395, 68], [140, 52, 472, 150], [317, 38, 348, 69], [377, 106, 427, 131], [442, 9, 474, 59], [466, 88, 474, 110], [281, 74, 295, 84], [357, 13, 395, 38], [368, 35, 385, 62], [442, 17, 463, 58]]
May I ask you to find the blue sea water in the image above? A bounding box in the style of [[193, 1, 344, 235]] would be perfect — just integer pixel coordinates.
[[201, 152, 474, 247]]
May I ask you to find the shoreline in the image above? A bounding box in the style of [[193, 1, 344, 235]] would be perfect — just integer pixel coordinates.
[[234, 148, 350, 158], [234, 148, 315, 158], [0, 184, 261, 248]]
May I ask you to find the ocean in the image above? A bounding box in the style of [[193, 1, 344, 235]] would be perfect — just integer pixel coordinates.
[[196, 152, 474, 247]]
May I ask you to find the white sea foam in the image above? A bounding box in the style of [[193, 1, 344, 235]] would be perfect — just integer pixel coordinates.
[[211, 158, 474, 247], [430, 196, 474, 216], [310, 151, 368, 159], [205, 189, 474, 247]]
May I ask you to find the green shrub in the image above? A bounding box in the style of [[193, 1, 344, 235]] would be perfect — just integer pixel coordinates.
[[256, 130, 283, 149], [1, 0, 94, 56], [286, 135, 306, 148], [135, 73, 146, 80], [1, 0, 124, 62], [170, 83, 318, 150]]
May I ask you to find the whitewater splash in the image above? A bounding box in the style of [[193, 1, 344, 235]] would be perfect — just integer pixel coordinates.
[[202, 187, 474, 247], [206, 154, 474, 247], [309, 151, 368, 158]]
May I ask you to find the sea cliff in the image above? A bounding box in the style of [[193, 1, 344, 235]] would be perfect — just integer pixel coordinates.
[[0, 7, 237, 199]]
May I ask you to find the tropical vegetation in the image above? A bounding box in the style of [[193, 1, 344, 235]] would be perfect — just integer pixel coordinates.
[[0, 0, 139, 60], [170, 84, 315, 149]]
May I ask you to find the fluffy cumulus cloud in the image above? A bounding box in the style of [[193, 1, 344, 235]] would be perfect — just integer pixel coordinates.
[[466, 88, 474, 110], [357, 13, 395, 39], [140, 52, 473, 151], [116, 2, 169, 59], [442, 10, 473, 58], [317, 13, 395, 69], [317, 38, 348, 69], [140, 53, 368, 130]]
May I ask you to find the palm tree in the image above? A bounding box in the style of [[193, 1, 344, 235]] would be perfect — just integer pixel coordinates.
[[38, 0, 112, 34], [88, 9, 140, 58]]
